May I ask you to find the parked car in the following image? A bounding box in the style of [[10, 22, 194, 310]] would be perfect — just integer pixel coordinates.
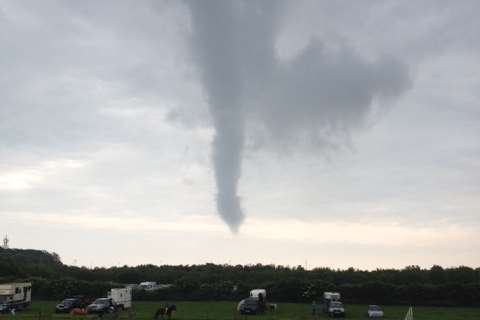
[[367, 305, 384, 318], [327, 301, 345, 317], [238, 297, 261, 315], [323, 292, 342, 314], [86, 298, 115, 314], [237, 288, 270, 315], [55, 298, 83, 313]]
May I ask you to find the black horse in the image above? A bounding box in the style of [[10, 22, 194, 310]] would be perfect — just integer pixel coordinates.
[[154, 305, 177, 319]]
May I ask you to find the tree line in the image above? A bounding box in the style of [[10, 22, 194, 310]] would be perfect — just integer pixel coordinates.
[[1, 248, 479, 306]]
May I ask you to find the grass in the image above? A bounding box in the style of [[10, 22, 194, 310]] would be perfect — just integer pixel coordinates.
[[3, 300, 479, 320]]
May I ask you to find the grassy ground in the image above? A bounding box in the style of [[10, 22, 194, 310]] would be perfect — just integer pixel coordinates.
[[2, 301, 479, 320]]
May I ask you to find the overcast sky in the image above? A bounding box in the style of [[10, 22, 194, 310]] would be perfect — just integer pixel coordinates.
[[1, 0, 479, 269]]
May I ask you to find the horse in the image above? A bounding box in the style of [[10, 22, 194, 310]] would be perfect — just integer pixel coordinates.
[[154, 305, 177, 319], [268, 303, 277, 312], [71, 308, 88, 316]]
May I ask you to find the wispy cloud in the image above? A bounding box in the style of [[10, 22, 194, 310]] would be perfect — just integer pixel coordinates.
[[0, 159, 87, 191]]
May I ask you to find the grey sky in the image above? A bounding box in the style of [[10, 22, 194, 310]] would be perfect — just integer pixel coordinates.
[[1, 0, 479, 268]]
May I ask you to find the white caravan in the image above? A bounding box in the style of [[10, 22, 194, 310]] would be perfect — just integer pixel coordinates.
[[0, 283, 32, 312], [138, 281, 159, 291]]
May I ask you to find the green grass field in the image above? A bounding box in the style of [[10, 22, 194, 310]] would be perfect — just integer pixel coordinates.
[[3, 301, 479, 320]]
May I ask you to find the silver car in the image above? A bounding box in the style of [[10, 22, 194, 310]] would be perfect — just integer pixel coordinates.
[[367, 305, 384, 318]]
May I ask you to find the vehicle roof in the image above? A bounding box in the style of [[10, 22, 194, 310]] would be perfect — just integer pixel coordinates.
[[0, 283, 32, 286], [324, 292, 341, 299], [244, 297, 259, 304]]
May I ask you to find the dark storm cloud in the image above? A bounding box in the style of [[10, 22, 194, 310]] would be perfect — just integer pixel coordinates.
[[187, 1, 283, 231], [186, 0, 410, 231]]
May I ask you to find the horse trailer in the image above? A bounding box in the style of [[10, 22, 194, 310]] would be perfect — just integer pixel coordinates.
[[107, 288, 131, 309]]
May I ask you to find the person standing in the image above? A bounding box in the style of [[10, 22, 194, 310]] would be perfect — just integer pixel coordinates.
[[311, 301, 318, 320]]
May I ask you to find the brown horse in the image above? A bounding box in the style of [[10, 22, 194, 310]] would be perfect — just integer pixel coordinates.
[[154, 305, 177, 319], [71, 308, 88, 316]]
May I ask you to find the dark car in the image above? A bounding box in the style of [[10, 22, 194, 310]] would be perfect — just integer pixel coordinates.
[[86, 298, 114, 314], [55, 298, 83, 313], [238, 297, 262, 315], [0, 300, 9, 314]]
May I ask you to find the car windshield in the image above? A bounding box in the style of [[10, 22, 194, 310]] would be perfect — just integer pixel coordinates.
[[331, 302, 343, 307], [62, 299, 76, 305], [93, 299, 109, 305], [369, 305, 381, 311]]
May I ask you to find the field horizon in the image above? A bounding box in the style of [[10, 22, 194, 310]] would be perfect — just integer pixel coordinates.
[[5, 300, 480, 320]]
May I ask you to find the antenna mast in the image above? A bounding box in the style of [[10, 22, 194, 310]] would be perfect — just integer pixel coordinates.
[[2, 235, 9, 249]]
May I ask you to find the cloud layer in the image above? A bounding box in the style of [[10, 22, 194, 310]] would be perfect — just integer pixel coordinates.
[[1, 1, 479, 267]]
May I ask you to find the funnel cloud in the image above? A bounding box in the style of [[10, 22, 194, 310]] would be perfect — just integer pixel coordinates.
[[187, 1, 410, 232]]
